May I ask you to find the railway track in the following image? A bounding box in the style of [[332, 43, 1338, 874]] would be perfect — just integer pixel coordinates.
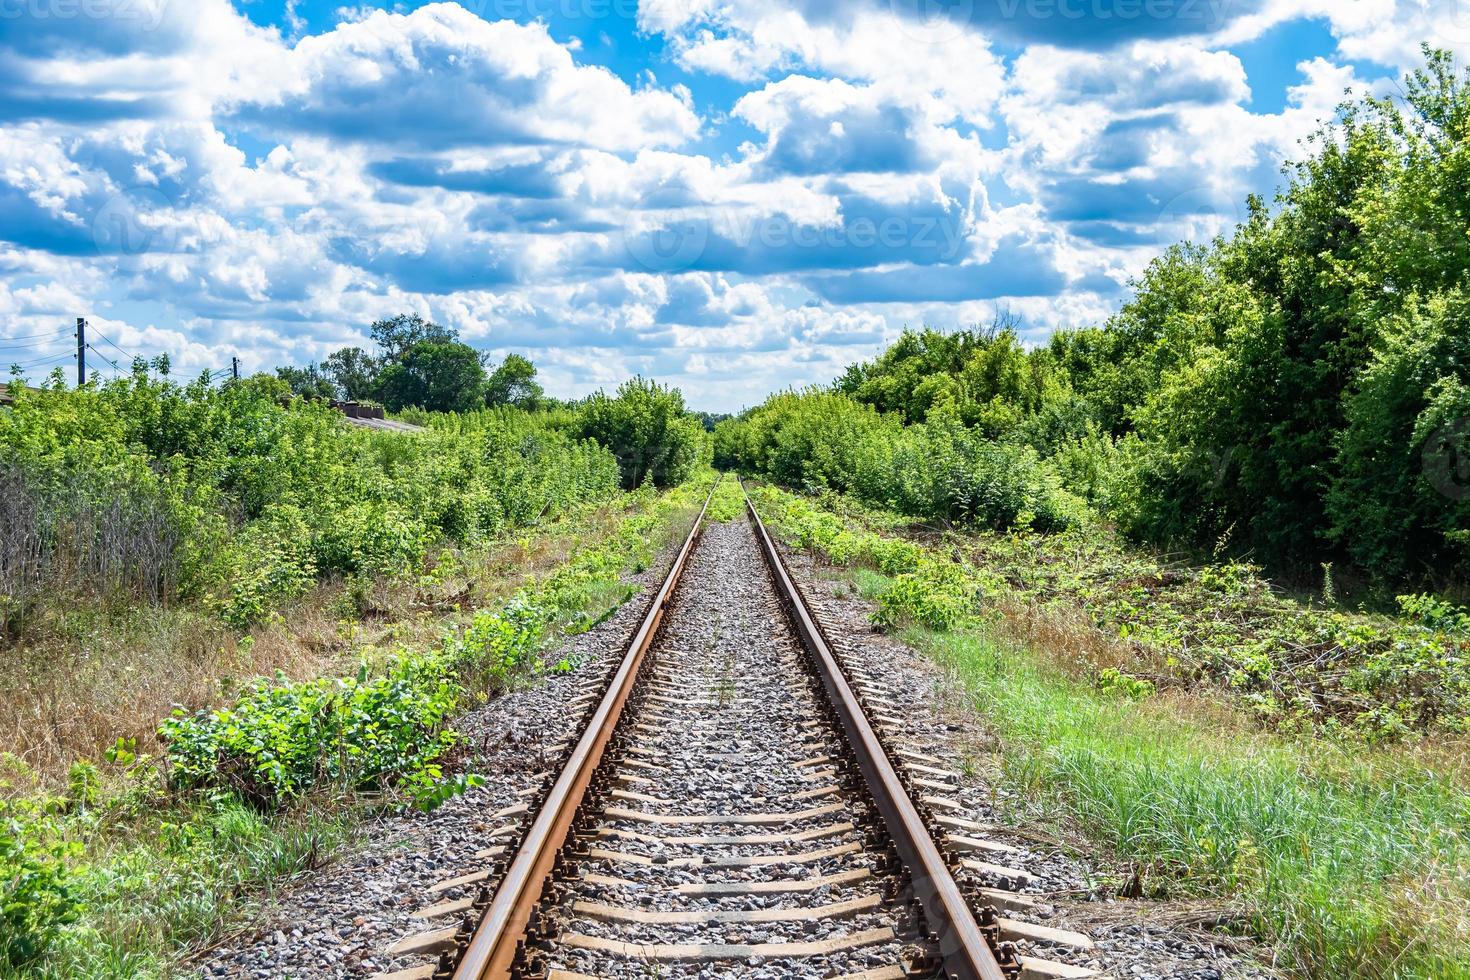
[[373, 481, 1097, 980]]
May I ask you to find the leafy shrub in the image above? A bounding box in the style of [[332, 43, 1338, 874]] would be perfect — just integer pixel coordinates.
[[160, 659, 463, 810], [213, 505, 317, 629], [861, 535, 923, 576], [579, 377, 708, 489], [1097, 668, 1156, 700], [0, 378, 622, 632], [1, 816, 80, 968], [161, 471, 716, 812], [441, 600, 546, 693], [720, 392, 1086, 533], [872, 559, 978, 631], [312, 501, 426, 577]]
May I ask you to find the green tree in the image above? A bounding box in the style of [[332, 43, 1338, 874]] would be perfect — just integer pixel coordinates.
[[485, 354, 544, 409], [376, 341, 487, 414], [369, 313, 457, 362], [274, 364, 336, 399], [322, 347, 380, 401], [578, 377, 706, 489], [1329, 293, 1470, 582]]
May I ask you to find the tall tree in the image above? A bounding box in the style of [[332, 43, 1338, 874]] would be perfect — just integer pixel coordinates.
[[578, 377, 706, 489], [274, 363, 336, 399], [369, 313, 457, 362], [321, 347, 380, 402], [376, 341, 487, 413], [485, 353, 544, 409]]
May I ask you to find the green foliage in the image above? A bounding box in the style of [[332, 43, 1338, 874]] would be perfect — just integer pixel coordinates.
[[702, 477, 746, 523], [312, 502, 427, 578], [484, 354, 544, 409], [273, 364, 336, 400], [369, 313, 455, 362], [1085, 49, 1470, 583], [1095, 668, 1155, 701], [872, 559, 977, 631], [213, 505, 317, 629], [578, 377, 708, 489], [375, 340, 487, 413], [836, 320, 1067, 438], [765, 482, 1470, 977], [440, 600, 546, 693], [1, 778, 352, 979], [0, 815, 80, 968], [0, 380, 621, 631], [1329, 293, 1470, 583], [291, 316, 550, 415], [321, 347, 379, 402], [718, 392, 1086, 532], [923, 622, 1470, 980], [722, 49, 1470, 592], [160, 658, 465, 810], [159, 472, 714, 814], [756, 482, 1470, 739]]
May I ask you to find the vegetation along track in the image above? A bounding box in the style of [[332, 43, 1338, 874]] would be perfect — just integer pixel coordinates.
[[373, 480, 1096, 980]]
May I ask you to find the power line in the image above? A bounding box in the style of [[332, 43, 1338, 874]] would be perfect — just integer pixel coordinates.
[[88, 326, 139, 364], [0, 328, 70, 343], [7, 351, 75, 372], [85, 344, 131, 376], [0, 335, 71, 352]]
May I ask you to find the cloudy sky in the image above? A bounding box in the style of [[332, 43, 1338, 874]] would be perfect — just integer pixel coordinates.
[[0, 0, 1462, 410]]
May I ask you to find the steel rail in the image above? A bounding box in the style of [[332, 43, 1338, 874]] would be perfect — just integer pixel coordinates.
[[452, 479, 719, 980], [743, 484, 1009, 980]]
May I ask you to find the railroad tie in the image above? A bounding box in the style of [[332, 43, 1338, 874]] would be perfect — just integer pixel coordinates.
[[557, 925, 897, 962]]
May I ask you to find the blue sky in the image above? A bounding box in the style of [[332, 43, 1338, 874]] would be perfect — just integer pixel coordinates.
[[0, 0, 1458, 410]]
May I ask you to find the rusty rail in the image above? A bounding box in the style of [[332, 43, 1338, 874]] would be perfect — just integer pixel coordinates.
[[744, 484, 1010, 980], [448, 474, 1008, 980], [451, 479, 717, 980]]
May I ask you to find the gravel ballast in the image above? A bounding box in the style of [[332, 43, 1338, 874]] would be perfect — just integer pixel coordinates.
[[195, 499, 1273, 980]]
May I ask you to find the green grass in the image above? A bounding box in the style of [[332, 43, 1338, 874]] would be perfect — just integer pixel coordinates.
[[848, 568, 1470, 979], [703, 475, 746, 523], [1, 793, 351, 980]]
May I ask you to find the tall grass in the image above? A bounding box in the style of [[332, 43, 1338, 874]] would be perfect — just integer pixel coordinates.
[[0, 796, 349, 980], [877, 587, 1470, 978]]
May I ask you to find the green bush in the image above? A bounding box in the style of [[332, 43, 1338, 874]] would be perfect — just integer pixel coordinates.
[[719, 392, 1086, 533], [872, 559, 978, 631], [159, 658, 464, 810], [312, 501, 427, 577], [579, 377, 708, 489], [0, 378, 622, 632], [1, 816, 80, 968], [1329, 294, 1470, 584], [161, 472, 716, 813], [724, 50, 1470, 593], [213, 505, 318, 629], [441, 600, 546, 692]]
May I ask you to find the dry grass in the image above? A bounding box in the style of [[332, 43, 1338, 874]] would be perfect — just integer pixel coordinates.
[[0, 591, 345, 794], [0, 496, 659, 797], [995, 598, 1149, 678]]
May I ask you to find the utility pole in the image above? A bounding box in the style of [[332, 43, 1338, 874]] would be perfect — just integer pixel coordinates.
[[231, 355, 240, 381], [76, 317, 86, 386]]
